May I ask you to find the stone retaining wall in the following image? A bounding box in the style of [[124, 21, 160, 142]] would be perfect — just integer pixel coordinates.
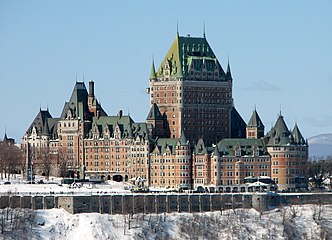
[[0, 193, 331, 214]]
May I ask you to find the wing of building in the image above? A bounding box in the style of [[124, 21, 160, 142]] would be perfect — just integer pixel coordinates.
[[22, 32, 308, 192]]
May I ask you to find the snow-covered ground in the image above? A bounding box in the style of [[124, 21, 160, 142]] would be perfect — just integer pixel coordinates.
[[0, 204, 331, 239], [0, 175, 131, 196]]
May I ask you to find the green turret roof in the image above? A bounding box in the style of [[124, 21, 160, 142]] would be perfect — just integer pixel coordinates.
[[156, 34, 225, 78], [150, 62, 157, 80], [179, 130, 187, 145], [213, 144, 220, 157]]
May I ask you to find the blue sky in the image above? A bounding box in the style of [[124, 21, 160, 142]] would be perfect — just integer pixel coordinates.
[[1, 1, 332, 142]]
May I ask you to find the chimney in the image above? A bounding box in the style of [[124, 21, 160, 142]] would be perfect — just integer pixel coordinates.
[[118, 110, 123, 119], [89, 80, 94, 97]]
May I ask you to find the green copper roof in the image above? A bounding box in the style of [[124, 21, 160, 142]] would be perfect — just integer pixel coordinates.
[[217, 138, 267, 157], [88, 115, 150, 140], [179, 130, 187, 145], [154, 138, 179, 154], [156, 34, 225, 78], [213, 144, 220, 157]]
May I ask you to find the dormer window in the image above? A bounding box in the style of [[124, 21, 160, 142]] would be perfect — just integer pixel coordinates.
[[235, 145, 241, 157], [235, 149, 241, 157]]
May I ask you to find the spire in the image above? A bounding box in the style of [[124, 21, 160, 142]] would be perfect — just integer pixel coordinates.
[[292, 123, 305, 145], [225, 58, 233, 81], [203, 21, 206, 38], [3, 132, 8, 141], [179, 130, 187, 145], [150, 59, 157, 80], [213, 144, 220, 157], [176, 21, 179, 37]]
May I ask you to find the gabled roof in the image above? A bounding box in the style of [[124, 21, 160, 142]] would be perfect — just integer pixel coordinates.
[[87, 115, 150, 141], [156, 34, 225, 79], [146, 103, 163, 120], [248, 109, 264, 128], [194, 138, 208, 155], [154, 138, 179, 155]]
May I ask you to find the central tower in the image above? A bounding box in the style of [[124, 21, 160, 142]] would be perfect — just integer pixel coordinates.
[[147, 33, 234, 145]]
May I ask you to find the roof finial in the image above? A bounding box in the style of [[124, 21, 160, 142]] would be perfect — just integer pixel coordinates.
[[76, 73, 77, 83], [203, 21, 206, 38], [278, 104, 282, 117], [83, 74, 85, 83], [176, 21, 179, 37]]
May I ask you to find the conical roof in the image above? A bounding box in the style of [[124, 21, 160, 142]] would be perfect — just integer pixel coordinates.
[[179, 130, 187, 145], [225, 62, 233, 81], [150, 62, 157, 80], [292, 124, 305, 145], [267, 115, 292, 146], [3, 133, 8, 141], [213, 144, 220, 157]]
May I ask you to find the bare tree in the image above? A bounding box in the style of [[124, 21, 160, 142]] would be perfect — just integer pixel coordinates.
[[307, 158, 332, 189], [58, 147, 69, 178], [0, 141, 23, 181], [39, 146, 53, 180]]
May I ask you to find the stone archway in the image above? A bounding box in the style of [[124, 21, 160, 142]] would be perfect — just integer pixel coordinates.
[[112, 175, 123, 182]]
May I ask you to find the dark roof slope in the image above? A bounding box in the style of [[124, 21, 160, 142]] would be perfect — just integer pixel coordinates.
[[248, 109, 264, 128], [230, 107, 247, 138]]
